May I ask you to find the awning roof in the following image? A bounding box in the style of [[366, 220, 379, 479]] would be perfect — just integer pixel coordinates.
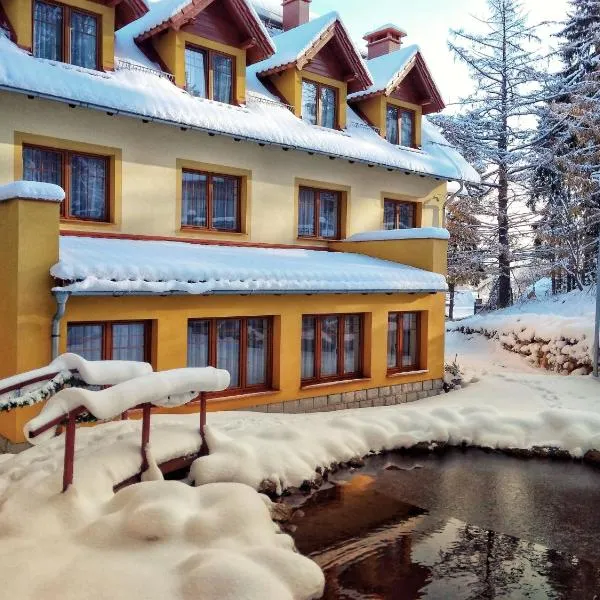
[[52, 235, 447, 296]]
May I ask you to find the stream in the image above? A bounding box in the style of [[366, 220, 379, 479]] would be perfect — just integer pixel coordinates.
[[286, 449, 600, 599]]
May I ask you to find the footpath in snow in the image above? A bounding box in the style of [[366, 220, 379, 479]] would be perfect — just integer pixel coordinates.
[[448, 286, 597, 374], [0, 332, 599, 599]]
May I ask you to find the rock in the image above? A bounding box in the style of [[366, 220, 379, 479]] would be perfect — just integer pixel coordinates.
[[347, 456, 365, 468], [270, 502, 294, 523], [259, 479, 278, 496], [583, 449, 600, 467]]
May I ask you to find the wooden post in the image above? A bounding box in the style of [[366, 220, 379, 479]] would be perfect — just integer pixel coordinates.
[[141, 404, 152, 472], [199, 393, 208, 455], [62, 412, 77, 492]]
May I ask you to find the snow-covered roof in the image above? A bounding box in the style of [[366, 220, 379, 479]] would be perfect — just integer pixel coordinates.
[[348, 44, 419, 100], [0, 4, 478, 183], [51, 235, 447, 295], [346, 227, 450, 242], [0, 180, 65, 202]]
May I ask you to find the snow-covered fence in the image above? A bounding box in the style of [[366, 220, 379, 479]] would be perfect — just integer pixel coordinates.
[[23, 366, 230, 492]]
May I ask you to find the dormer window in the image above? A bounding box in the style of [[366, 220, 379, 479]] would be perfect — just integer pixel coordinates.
[[33, 0, 99, 70], [185, 45, 234, 104], [301, 80, 337, 129], [386, 105, 415, 148]]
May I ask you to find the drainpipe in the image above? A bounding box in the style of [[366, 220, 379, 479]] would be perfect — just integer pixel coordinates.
[[51, 291, 70, 360]]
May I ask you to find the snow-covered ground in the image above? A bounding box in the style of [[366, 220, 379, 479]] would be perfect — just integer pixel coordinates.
[[448, 286, 597, 373], [1, 330, 598, 599]]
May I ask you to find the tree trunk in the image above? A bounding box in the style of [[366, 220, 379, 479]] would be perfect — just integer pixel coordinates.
[[448, 282, 456, 320]]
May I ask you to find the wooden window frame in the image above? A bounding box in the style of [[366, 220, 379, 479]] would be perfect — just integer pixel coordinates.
[[187, 317, 274, 396], [66, 321, 152, 362], [301, 314, 364, 385], [32, 0, 101, 70], [298, 186, 343, 241], [387, 312, 421, 374], [23, 143, 110, 222], [301, 79, 338, 129], [184, 43, 236, 105], [386, 104, 416, 148], [181, 169, 242, 232], [384, 199, 417, 230]]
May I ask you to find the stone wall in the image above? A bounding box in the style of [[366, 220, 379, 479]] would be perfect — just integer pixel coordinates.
[[243, 379, 445, 414]]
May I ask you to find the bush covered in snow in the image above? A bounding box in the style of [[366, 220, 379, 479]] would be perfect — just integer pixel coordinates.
[[448, 286, 596, 375]]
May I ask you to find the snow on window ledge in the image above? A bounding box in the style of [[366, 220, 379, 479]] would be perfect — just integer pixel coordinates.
[[387, 369, 429, 379], [0, 181, 65, 203], [345, 227, 450, 242]]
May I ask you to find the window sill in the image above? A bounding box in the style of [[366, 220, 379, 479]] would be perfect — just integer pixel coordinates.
[[60, 218, 116, 227], [387, 369, 429, 379], [301, 377, 371, 391], [297, 237, 340, 243], [180, 227, 246, 236]]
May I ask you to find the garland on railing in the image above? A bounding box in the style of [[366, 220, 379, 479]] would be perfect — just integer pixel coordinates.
[[0, 371, 83, 413]]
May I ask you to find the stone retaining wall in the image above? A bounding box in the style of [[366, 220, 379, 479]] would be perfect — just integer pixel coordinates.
[[242, 379, 445, 413]]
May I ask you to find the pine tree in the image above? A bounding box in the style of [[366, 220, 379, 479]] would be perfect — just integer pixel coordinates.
[[437, 0, 545, 308], [532, 0, 600, 290]]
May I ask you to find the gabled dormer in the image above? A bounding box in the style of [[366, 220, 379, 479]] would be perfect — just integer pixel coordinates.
[[132, 0, 274, 106], [254, 1, 372, 130], [0, 0, 125, 70], [348, 25, 445, 149]]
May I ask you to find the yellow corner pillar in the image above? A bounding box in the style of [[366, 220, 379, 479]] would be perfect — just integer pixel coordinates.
[[0, 195, 60, 379]]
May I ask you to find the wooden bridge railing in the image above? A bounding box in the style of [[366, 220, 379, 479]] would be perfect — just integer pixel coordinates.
[[27, 392, 208, 493]]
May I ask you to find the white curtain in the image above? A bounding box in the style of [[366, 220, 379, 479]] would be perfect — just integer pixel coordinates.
[[386, 105, 399, 145], [246, 318, 268, 386], [187, 320, 210, 368], [213, 54, 233, 104], [185, 48, 207, 98], [301, 317, 316, 379], [343, 315, 361, 374], [217, 320, 240, 388], [33, 1, 62, 61], [112, 323, 146, 362], [182, 171, 207, 227], [70, 10, 98, 69], [298, 188, 315, 236], [302, 81, 318, 125], [320, 86, 336, 129], [67, 324, 103, 361], [387, 314, 398, 368], [212, 175, 238, 230], [70, 154, 107, 220], [319, 191, 339, 239], [402, 313, 418, 367], [401, 110, 414, 147], [320, 316, 339, 377]]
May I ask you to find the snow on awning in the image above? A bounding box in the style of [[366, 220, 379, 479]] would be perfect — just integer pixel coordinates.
[[51, 236, 447, 295]]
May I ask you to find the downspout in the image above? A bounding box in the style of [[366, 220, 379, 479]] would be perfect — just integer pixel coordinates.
[[51, 291, 70, 360]]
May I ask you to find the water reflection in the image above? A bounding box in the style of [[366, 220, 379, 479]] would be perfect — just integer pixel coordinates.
[[289, 454, 600, 599]]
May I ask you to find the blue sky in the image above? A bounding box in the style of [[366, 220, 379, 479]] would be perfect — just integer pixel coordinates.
[[310, 0, 570, 106]]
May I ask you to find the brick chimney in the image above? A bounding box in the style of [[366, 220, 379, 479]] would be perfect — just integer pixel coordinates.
[[282, 0, 311, 31], [364, 24, 407, 59]]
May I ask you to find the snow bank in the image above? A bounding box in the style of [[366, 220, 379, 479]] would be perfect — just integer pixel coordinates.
[[448, 287, 597, 375], [52, 235, 448, 294], [25, 367, 230, 443], [0, 180, 64, 202], [346, 227, 450, 242]]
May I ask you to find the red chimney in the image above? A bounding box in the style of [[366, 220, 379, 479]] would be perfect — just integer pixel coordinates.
[[282, 0, 311, 31], [364, 24, 407, 59]]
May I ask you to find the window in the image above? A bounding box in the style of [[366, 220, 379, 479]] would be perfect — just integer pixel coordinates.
[[23, 145, 109, 221], [384, 199, 417, 230], [301, 314, 363, 384], [302, 80, 337, 129], [386, 105, 415, 147], [387, 312, 420, 373], [298, 187, 342, 239], [33, 1, 99, 70], [185, 45, 234, 104], [188, 317, 273, 393], [181, 170, 241, 231], [67, 322, 150, 362]]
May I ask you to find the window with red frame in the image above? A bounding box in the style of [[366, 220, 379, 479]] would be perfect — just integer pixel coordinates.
[[301, 314, 363, 384], [387, 312, 420, 373]]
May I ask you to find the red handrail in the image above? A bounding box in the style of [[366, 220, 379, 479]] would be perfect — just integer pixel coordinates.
[[28, 392, 208, 492], [0, 371, 72, 397]]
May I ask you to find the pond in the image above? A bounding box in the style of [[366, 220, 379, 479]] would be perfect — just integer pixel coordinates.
[[286, 449, 600, 599]]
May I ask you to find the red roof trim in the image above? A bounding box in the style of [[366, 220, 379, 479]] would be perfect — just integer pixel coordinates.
[[135, 0, 274, 64]]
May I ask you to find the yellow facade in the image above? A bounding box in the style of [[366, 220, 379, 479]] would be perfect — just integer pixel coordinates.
[[1, 0, 116, 70]]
